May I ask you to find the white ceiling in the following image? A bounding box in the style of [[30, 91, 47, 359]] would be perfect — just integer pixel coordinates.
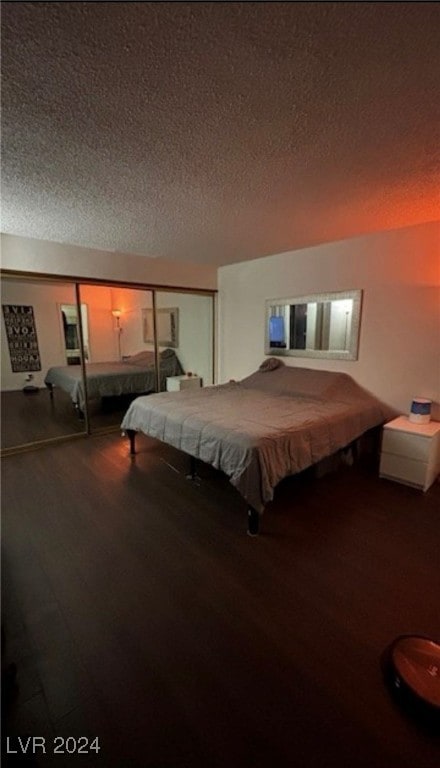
[[2, 2, 439, 267]]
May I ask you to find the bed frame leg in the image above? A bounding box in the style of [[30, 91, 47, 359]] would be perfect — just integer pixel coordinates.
[[186, 455, 198, 481], [247, 507, 260, 537], [74, 403, 85, 421], [351, 439, 359, 463], [47, 383, 54, 400], [127, 429, 136, 455]]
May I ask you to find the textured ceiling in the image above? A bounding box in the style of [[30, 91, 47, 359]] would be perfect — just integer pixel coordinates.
[[1, 2, 439, 266]]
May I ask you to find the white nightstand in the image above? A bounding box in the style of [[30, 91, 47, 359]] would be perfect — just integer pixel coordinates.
[[379, 416, 440, 492], [166, 375, 202, 392]]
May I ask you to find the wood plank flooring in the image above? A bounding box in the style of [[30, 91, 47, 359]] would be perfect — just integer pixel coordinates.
[[1, 389, 85, 448], [1, 389, 138, 450], [1, 433, 439, 767]]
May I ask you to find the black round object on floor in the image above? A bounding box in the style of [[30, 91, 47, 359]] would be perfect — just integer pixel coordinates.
[[382, 635, 440, 727], [22, 385, 39, 394]]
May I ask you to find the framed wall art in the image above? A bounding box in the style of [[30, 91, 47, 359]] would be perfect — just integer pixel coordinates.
[[2, 304, 42, 372]]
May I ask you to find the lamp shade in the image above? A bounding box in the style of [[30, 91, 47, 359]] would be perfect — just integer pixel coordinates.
[[409, 398, 432, 424]]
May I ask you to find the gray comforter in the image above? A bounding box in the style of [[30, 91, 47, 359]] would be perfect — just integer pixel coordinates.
[[45, 352, 183, 410], [121, 364, 391, 513]]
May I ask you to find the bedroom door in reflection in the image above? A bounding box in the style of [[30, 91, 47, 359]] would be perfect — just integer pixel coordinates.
[[79, 284, 155, 432], [1, 276, 87, 451], [155, 291, 214, 392]]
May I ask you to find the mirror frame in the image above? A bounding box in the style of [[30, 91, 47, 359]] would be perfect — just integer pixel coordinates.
[[265, 289, 363, 361]]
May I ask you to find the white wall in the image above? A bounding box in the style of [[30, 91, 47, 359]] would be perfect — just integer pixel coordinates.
[[79, 284, 119, 362], [0, 234, 217, 290], [218, 221, 440, 418], [108, 286, 153, 358]]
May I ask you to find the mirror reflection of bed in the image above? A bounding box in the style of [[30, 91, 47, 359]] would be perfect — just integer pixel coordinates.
[[1, 277, 214, 449], [44, 347, 184, 423]]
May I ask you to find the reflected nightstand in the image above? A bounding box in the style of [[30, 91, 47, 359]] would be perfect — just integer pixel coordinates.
[[166, 375, 202, 392]]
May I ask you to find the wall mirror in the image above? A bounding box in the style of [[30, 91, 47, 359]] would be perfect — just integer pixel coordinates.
[[60, 303, 89, 364], [265, 289, 362, 360], [142, 307, 179, 348]]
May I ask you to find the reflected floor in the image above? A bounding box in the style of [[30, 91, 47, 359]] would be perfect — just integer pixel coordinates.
[[1, 389, 138, 448]]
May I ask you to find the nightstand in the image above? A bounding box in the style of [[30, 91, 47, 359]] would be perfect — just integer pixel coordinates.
[[379, 416, 440, 491], [166, 375, 202, 392]]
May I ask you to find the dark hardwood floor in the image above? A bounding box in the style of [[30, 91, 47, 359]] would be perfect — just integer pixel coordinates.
[[1, 389, 85, 448], [1, 433, 439, 767], [1, 389, 137, 450]]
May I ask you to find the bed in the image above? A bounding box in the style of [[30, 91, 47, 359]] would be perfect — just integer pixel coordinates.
[[121, 360, 392, 535], [44, 348, 183, 415]]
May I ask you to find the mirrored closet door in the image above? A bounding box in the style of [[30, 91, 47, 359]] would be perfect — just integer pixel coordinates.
[[1, 276, 87, 450], [1, 274, 216, 452], [81, 286, 214, 431], [156, 291, 214, 392], [79, 284, 156, 433]]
